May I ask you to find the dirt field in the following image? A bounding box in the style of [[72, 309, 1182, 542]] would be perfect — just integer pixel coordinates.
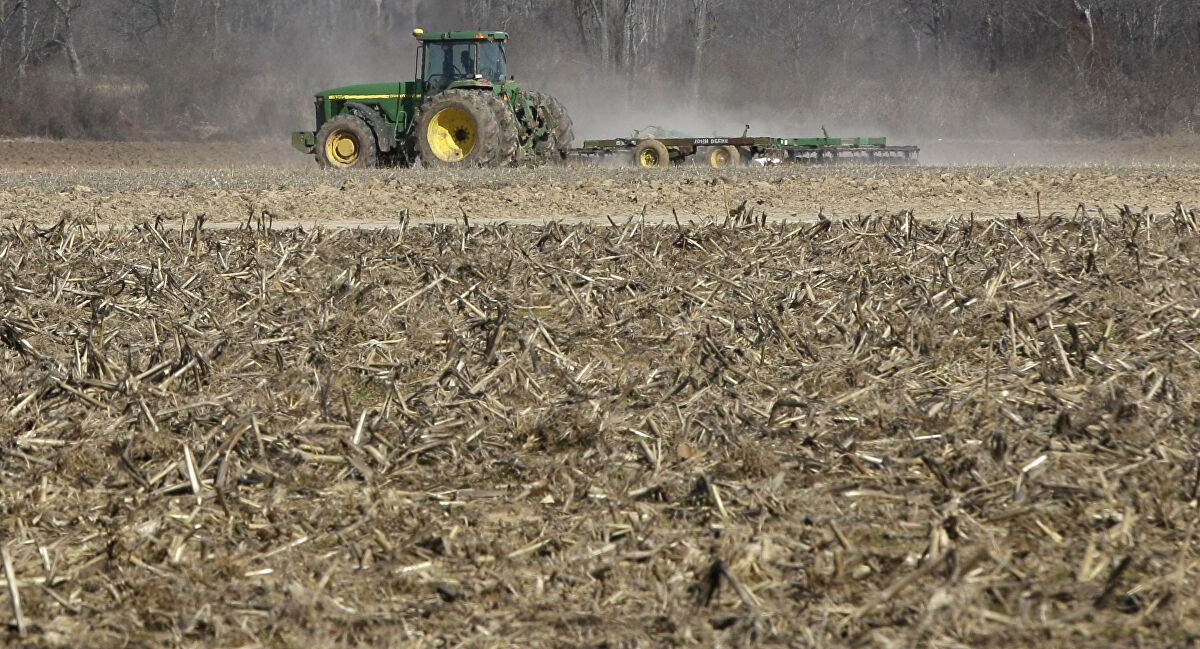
[[0, 140, 1199, 229], [2, 141, 1200, 647]]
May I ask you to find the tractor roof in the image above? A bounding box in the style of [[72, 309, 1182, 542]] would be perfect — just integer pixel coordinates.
[[416, 30, 508, 42]]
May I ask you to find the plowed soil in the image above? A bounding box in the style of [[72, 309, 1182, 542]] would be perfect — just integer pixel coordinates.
[[0, 139, 1199, 229], [2, 140, 1200, 648]]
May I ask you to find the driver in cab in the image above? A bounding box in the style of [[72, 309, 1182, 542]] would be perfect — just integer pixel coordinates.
[[459, 50, 474, 78]]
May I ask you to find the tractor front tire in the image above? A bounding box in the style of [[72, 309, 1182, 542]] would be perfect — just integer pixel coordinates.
[[316, 114, 378, 169], [415, 89, 516, 168], [633, 139, 670, 168]]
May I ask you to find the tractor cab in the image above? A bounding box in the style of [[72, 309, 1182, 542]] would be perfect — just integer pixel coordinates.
[[414, 30, 508, 94]]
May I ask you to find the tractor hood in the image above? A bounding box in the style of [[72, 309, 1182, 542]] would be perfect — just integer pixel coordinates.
[[316, 82, 407, 101]]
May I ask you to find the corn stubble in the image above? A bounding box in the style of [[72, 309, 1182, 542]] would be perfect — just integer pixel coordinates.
[[2, 206, 1200, 647]]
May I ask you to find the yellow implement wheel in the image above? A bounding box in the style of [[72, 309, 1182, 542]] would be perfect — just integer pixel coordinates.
[[633, 139, 670, 168], [708, 145, 742, 169], [315, 114, 378, 169], [425, 107, 477, 162]]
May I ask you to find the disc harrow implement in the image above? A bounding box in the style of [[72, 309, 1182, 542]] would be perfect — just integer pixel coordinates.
[[572, 135, 919, 168]]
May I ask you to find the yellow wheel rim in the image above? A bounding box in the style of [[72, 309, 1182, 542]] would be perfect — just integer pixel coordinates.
[[325, 129, 361, 167], [710, 148, 733, 169], [427, 107, 477, 162], [638, 148, 662, 167]]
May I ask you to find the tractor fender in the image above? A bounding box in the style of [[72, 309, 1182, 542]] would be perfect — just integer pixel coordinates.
[[344, 102, 395, 153]]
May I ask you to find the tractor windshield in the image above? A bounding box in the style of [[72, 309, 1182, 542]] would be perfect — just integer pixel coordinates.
[[423, 40, 507, 93], [477, 41, 506, 82]]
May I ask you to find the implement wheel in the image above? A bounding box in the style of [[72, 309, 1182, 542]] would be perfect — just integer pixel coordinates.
[[708, 145, 743, 169], [633, 139, 670, 168], [316, 114, 377, 169], [415, 89, 515, 167]]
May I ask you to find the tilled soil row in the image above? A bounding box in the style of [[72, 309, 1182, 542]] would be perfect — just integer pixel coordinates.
[[2, 164, 1200, 228]]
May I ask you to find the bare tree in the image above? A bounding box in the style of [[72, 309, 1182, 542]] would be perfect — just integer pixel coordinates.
[[50, 0, 81, 78], [617, 0, 666, 105], [18, 0, 28, 80], [687, 0, 716, 108], [576, 0, 611, 73], [902, 0, 949, 70]]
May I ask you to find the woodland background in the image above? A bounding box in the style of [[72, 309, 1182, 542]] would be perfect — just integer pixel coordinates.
[[0, 0, 1197, 142]]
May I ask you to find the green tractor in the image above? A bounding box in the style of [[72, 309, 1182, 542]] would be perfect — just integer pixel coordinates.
[[291, 29, 574, 169]]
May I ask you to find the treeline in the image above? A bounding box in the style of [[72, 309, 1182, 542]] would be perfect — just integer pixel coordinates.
[[0, 0, 1196, 140]]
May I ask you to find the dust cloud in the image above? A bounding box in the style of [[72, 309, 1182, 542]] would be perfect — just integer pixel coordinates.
[[6, 1, 1197, 167]]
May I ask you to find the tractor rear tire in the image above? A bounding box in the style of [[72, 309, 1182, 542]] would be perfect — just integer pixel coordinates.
[[540, 93, 574, 152], [476, 91, 521, 164], [316, 114, 378, 169], [633, 139, 670, 168], [415, 89, 516, 168], [521, 91, 573, 161], [523, 91, 557, 158], [708, 145, 743, 169]]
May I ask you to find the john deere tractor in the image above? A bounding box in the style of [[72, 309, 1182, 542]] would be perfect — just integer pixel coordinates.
[[291, 29, 574, 169]]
